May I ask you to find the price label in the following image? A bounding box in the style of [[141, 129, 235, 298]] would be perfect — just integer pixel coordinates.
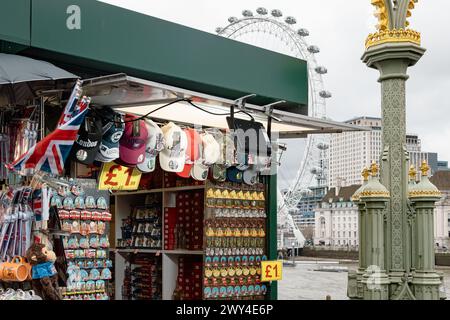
[[261, 260, 282, 282], [98, 162, 142, 191]]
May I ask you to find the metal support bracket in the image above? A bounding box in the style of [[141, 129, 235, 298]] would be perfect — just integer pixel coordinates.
[[262, 100, 286, 123], [233, 94, 257, 113]]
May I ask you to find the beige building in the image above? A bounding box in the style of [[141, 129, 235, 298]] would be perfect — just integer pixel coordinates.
[[329, 116, 438, 187], [314, 185, 360, 247]]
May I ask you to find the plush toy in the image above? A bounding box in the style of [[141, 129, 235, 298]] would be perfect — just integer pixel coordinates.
[[26, 243, 62, 300]]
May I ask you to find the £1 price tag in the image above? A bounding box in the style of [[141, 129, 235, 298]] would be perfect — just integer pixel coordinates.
[[261, 260, 283, 282], [98, 162, 142, 191]]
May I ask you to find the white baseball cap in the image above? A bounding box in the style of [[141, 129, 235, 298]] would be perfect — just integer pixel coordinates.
[[191, 132, 220, 181], [137, 119, 165, 173], [159, 122, 188, 173]]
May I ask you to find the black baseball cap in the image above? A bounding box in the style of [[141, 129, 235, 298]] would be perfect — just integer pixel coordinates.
[[71, 109, 103, 165]]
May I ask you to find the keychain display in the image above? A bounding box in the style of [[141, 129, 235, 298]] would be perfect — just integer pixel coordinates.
[[116, 194, 162, 249], [203, 180, 267, 300], [55, 179, 112, 300]]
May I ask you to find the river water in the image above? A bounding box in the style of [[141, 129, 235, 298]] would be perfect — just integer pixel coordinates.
[[278, 258, 450, 300]]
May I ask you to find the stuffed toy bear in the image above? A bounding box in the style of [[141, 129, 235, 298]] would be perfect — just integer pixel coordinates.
[[26, 243, 62, 300]]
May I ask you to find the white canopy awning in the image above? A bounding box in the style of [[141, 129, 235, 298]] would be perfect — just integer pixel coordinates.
[[82, 73, 366, 138]]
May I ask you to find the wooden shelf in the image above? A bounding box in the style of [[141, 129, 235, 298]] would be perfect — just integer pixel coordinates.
[[111, 248, 204, 255], [112, 184, 205, 196], [164, 249, 204, 255], [112, 188, 163, 196], [112, 248, 161, 254], [163, 185, 206, 192]]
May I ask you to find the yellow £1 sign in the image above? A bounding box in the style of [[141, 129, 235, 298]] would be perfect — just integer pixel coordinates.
[[261, 260, 283, 282], [98, 162, 142, 191]]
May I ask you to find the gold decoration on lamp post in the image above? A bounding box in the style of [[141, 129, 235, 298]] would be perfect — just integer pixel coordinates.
[[370, 161, 379, 177], [408, 165, 417, 181], [419, 160, 430, 176], [362, 167, 370, 181], [367, 0, 421, 49]]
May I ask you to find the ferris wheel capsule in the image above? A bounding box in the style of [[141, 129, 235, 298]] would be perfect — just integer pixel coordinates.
[[215, 27, 223, 34], [307, 45, 320, 53], [319, 90, 332, 99], [285, 16, 297, 25], [242, 10, 253, 17], [315, 66, 328, 74], [228, 16, 239, 23], [256, 7, 268, 15], [297, 28, 310, 37], [271, 9, 283, 18]]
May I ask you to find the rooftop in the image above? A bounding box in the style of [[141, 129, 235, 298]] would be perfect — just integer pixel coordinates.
[[322, 185, 362, 202], [430, 171, 450, 191]]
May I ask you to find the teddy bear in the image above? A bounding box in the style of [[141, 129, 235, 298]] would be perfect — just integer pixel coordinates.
[[26, 243, 62, 300]]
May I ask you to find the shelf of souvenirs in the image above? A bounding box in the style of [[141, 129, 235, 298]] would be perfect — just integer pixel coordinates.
[[110, 248, 204, 255], [112, 184, 206, 196], [61, 288, 109, 300]]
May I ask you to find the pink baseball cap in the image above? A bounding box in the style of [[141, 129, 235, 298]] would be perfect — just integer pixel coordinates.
[[119, 115, 148, 166]]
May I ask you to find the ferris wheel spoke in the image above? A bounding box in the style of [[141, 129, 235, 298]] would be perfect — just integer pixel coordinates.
[[216, 10, 332, 244]]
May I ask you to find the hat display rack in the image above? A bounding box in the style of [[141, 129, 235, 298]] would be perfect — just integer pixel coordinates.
[[82, 92, 277, 185]]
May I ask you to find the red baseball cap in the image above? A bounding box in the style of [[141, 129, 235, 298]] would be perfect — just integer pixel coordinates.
[[177, 128, 200, 178], [119, 115, 148, 166]]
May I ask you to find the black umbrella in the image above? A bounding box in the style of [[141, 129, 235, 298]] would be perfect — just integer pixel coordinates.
[[0, 53, 79, 106]]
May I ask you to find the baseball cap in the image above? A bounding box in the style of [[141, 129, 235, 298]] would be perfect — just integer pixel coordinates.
[[137, 119, 165, 173], [95, 108, 125, 162], [71, 109, 102, 165], [119, 116, 148, 166], [210, 130, 227, 182], [159, 122, 188, 173], [191, 132, 220, 181], [226, 166, 244, 183], [177, 128, 200, 178], [243, 165, 259, 185]]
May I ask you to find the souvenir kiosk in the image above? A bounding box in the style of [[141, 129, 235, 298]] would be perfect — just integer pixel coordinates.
[[0, 0, 362, 300]]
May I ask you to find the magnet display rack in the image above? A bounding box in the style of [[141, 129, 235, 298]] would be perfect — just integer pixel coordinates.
[[112, 172, 206, 300], [112, 169, 268, 300]]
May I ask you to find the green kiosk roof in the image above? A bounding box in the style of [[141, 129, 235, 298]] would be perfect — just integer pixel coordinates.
[[0, 0, 308, 113]]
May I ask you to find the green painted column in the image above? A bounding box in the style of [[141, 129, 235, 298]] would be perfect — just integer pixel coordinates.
[[362, 42, 425, 297], [358, 165, 390, 300], [266, 172, 278, 300], [409, 162, 442, 300], [349, 168, 369, 299], [354, 0, 444, 300]]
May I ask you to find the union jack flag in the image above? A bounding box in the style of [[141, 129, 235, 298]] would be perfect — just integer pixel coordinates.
[[8, 90, 91, 176], [57, 79, 83, 127]]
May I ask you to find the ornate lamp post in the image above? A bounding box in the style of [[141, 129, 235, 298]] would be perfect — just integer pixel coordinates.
[[348, 0, 444, 300]]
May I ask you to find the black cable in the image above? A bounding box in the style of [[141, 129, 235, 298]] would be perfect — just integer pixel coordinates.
[[185, 100, 255, 122], [91, 98, 255, 123]]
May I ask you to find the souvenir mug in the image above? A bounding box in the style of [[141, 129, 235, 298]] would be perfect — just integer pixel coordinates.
[[0, 257, 29, 282], [11, 256, 32, 281]]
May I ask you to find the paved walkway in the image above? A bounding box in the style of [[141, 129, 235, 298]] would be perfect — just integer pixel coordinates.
[[278, 258, 450, 300]]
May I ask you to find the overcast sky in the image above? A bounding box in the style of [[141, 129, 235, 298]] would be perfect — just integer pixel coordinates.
[[101, 0, 450, 188]]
